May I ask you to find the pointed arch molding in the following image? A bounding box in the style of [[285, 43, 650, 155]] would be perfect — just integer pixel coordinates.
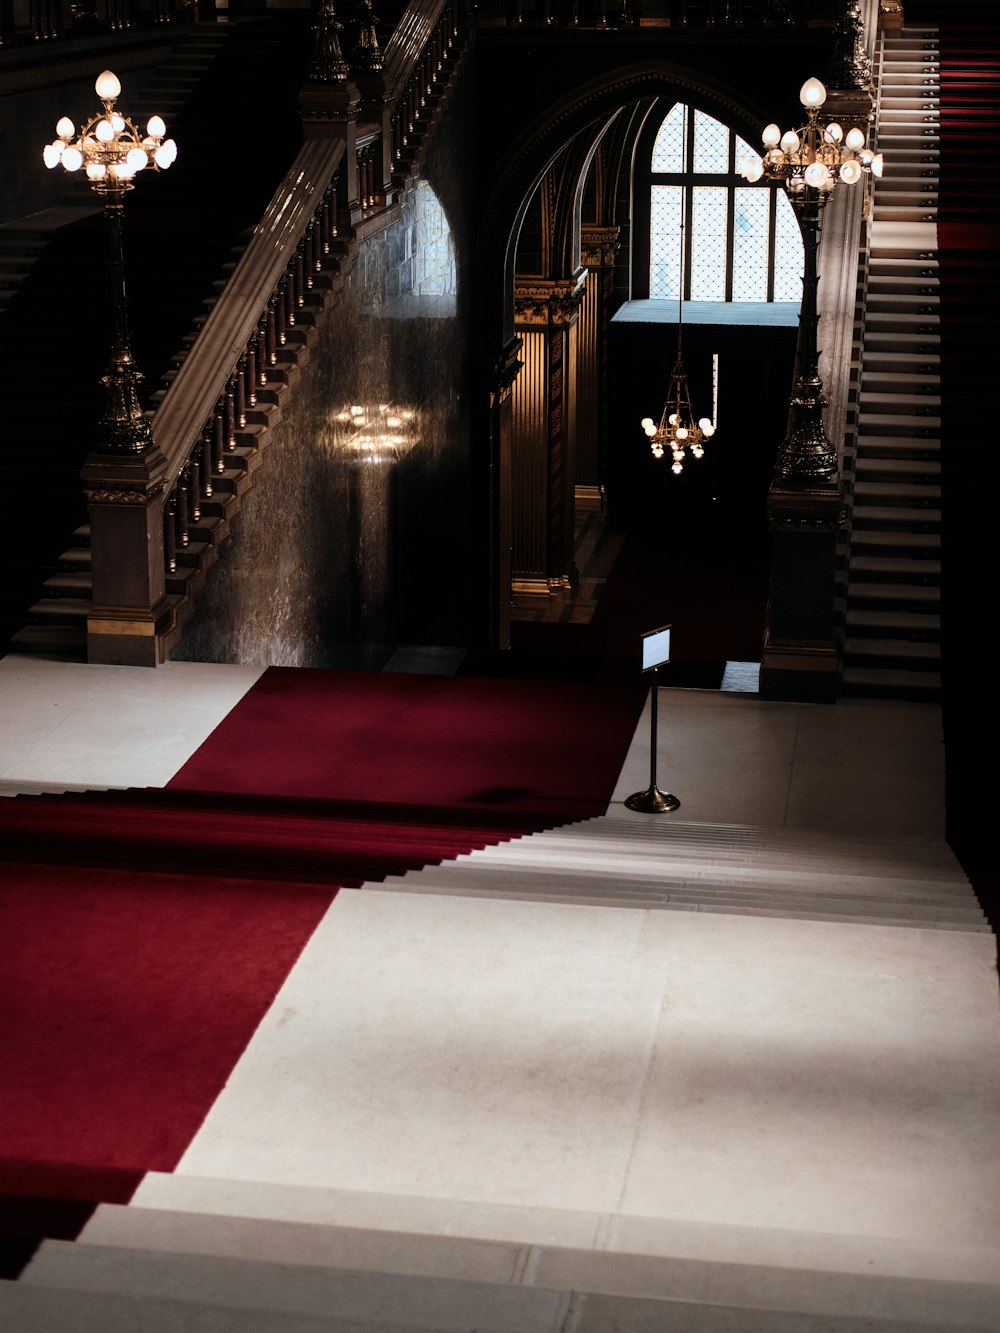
[[476, 59, 766, 344]]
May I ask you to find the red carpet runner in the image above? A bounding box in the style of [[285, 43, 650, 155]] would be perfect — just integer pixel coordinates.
[[0, 669, 645, 1273]]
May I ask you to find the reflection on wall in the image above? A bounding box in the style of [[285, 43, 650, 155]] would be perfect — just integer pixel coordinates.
[[172, 170, 471, 669]]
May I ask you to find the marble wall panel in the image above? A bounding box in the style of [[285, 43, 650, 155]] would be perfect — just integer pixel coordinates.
[[174, 71, 476, 668]]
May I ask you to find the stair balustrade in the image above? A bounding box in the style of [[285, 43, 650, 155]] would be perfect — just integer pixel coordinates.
[[476, 0, 838, 28], [84, 0, 462, 665]]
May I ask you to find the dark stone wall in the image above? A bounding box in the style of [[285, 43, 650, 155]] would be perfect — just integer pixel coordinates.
[[174, 67, 476, 668]]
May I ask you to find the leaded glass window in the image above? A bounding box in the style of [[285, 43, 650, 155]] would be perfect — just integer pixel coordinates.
[[642, 102, 803, 304]]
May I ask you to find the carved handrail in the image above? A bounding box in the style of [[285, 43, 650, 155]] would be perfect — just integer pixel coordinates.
[[153, 135, 345, 489]]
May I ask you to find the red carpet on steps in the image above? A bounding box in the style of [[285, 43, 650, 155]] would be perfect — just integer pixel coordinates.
[[0, 669, 645, 1272]]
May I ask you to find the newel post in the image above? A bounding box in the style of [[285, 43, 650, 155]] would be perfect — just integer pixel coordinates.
[[82, 446, 175, 666], [299, 0, 363, 226]]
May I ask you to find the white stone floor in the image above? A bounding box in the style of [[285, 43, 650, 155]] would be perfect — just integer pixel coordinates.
[[3, 653, 1000, 1326]]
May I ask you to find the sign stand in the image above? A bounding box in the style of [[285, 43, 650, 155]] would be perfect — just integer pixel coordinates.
[[625, 627, 680, 814]]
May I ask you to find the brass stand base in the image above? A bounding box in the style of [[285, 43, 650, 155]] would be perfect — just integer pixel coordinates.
[[625, 785, 680, 814]]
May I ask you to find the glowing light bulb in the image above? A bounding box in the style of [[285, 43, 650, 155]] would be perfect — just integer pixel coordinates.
[[43, 143, 63, 169], [111, 114, 125, 133], [56, 116, 75, 140], [702, 422, 716, 438], [146, 115, 166, 139], [762, 123, 781, 147], [804, 161, 830, 188], [871, 153, 885, 178], [153, 139, 177, 169], [86, 162, 107, 181], [668, 413, 678, 426], [800, 77, 827, 108], [644, 422, 657, 438], [61, 147, 83, 172], [95, 70, 121, 101], [672, 462, 683, 475], [676, 426, 688, 440], [126, 148, 148, 172], [839, 159, 863, 184], [845, 126, 866, 151], [780, 130, 801, 155], [95, 119, 114, 143], [825, 122, 844, 143], [742, 159, 764, 182]]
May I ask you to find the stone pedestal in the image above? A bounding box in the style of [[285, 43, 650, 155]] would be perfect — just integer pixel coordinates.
[[759, 483, 845, 703]]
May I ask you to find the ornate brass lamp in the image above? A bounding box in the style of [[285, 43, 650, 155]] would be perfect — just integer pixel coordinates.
[[640, 214, 716, 475], [43, 70, 176, 455], [742, 76, 882, 482]]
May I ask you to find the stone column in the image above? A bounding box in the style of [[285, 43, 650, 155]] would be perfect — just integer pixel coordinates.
[[509, 274, 586, 596], [578, 225, 619, 500]]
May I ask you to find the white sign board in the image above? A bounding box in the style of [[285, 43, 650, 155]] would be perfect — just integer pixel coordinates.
[[641, 625, 671, 672]]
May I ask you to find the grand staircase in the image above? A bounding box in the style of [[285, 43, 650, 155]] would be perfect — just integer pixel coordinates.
[[843, 26, 943, 700], [0, 14, 314, 659], [3, 803, 993, 1329], [377, 808, 988, 930]]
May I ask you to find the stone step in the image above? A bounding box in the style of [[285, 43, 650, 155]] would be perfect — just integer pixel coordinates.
[[856, 436, 940, 458], [843, 636, 941, 664], [851, 504, 941, 529], [853, 479, 942, 503], [866, 292, 940, 313], [848, 554, 941, 579], [861, 371, 940, 393], [863, 331, 940, 354], [846, 607, 941, 637], [16, 1176, 992, 1333], [861, 350, 940, 375], [19, 1242, 568, 1333], [841, 665, 942, 700], [851, 529, 941, 552], [846, 580, 941, 606], [855, 455, 941, 478]]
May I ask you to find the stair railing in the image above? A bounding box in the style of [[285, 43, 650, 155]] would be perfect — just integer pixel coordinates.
[[82, 0, 460, 665]]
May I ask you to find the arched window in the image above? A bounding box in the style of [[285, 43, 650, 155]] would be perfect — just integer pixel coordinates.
[[637, 102, 803, 304]]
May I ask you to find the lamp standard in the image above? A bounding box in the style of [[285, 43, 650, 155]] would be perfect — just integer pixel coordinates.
[[743, 76, 882, 483], [43, 70, 177, 455]]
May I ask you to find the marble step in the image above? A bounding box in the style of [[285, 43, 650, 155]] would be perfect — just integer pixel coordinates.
[[849, 553, 941, 579], [862, 333, 940, 356], [861, 351, 940, 376], [856, 437, 940, 459], [861, 361, 939, 381], [852, 505, 941, 530], [873, 206, 938, 223], [851, 529, 941, 552], [843, 636, 940, 663], [19, 1242, 568, 1333], [54, 1176, 1000, 1328], [855, 455, 941, 478], [841, 666, 942, 699], [846, 581, 941, 608], [864, 312, 940, 332], [866, 292, 940, 313], [846, 607, 941, 637]]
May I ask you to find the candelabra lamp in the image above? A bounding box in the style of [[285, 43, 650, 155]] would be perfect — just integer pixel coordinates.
[[43, 70, 177, 455], [742, 76, 882, 482]]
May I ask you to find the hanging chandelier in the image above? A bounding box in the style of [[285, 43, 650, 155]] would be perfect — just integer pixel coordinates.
[[640, 211, 715, 475]]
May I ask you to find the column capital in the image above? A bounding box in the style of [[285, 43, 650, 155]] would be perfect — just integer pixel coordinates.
[[514, 273, 587, 328]]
